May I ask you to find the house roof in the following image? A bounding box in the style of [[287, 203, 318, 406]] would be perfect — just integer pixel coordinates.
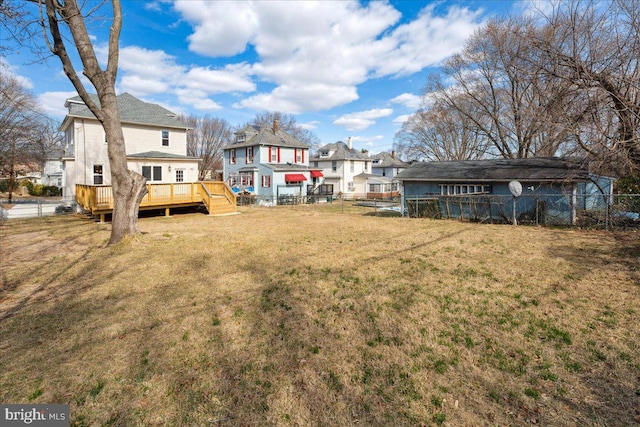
[[225, 124, 309, 150], [264, 163, 311, 172], [127, 151, 200, 161], [395, 157, 591, 182], [61, 93, 187, 130], [354, 172, 394, 184], [371, 151, 408, 168], [310, 141, 371, 161]]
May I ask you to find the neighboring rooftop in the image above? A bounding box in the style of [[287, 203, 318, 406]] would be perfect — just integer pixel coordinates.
[[311, 141, 370, 161], [371, 151, 409, 168], [395, 157, 592, 182], [61, 93, 187, 129], [226, 122, 309, 149]]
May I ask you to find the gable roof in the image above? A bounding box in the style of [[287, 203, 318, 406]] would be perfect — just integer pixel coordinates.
[[225, 124, 308, 149], [395, 157, 591, 182], [311, 141, 370, 161], [371, 151, 409, 168], [61, 93, 187, 130]]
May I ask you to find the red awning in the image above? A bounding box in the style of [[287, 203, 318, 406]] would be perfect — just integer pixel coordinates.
[[310, 170, 323, 178], [285, 173, 307, 183]]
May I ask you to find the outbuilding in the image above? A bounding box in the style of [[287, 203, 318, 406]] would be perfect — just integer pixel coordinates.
[[395, 157, 614, 225]]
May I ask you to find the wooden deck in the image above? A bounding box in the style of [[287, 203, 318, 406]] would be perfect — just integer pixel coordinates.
[[76, 181, 237, 221]]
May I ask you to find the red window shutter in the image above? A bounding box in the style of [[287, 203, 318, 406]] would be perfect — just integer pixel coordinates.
[[302, 149, 305, 163], [277, 147, 281, 163], [245, 148, 249, 163]]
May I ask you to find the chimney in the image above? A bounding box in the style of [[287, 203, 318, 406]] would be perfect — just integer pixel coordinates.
[[348, 136, 352, 150], [273, 119, 279, 134], [391, 150, 396, 159]]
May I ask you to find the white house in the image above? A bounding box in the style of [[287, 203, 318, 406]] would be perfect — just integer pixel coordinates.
[[59, 93, 199, 198], [364, 151, 408, 199], [223, 120, 322, 203], [309, 138, 371, 198], [41, 147, 64, 190]]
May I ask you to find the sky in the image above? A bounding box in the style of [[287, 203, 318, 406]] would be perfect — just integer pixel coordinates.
[[3, 0, 543, 153]]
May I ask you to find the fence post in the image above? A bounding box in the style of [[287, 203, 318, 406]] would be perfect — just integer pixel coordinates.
[[605, 194, 610, 231]]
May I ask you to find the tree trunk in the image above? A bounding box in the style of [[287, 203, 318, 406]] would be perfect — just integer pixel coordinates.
[[100, 93, 148, 245]]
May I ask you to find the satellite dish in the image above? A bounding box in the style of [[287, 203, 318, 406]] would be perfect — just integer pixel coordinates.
[[509, 181, 522, 198]]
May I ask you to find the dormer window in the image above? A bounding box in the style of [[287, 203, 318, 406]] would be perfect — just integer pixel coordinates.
[[320, 151, 329, 157], [236, 134, 246, 143]]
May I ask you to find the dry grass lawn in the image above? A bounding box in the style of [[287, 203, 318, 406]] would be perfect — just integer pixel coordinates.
[[1, 203, 639, 426]]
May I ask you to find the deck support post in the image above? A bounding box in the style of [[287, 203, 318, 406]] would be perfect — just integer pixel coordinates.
[[100, 213, 105, 223], [165, 207, 170, 217]]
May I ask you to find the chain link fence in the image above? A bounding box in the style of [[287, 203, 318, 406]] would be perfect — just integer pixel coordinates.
[[404, 194, 639, 229], [0, 198, 76, 220]]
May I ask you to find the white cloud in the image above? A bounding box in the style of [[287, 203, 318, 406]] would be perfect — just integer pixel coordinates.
[[38, 91, 78, 118], [236, 84, 358, 114], [0, 59, 34, 89], [393, 114, 412, 125], [374, 5, 485, 77], [79, 1, 486, 117], [183, 64, 255, 94], [333, 108, 393, 131], [298, 120, 320, 130], [390, 93, 422, 110], [351, 135, 384, 148], [514, 0, 558, 18]]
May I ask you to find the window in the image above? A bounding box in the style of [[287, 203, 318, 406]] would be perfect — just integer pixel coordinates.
[[350, 160, 354, 173], [246, 147, 254, 163], [382, 169, 386, 177], [236, 134, 246, 143], [364, 161, 369, 172], [176, 170, 184, 182], [229, 148, 236, 164], [295, 149, 302, 163], [439, 184, 491, 195], [104, 131, 108, 144], [313, 161, 318, 168], [93, 165, 103, 185], [240, 171, 253, 186], [270, 147, 279, 162], [142, 166, 162, 181], [162, 130, 169, 146], [262, 175, 271, 188], [347, 181, 354, 191], [332, 161, 337, 172]]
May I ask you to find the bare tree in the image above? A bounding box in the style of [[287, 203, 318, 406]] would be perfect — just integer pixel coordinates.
[[181, 115, 233, 181], [427, 17, 575, 161], [0, 67, 55, 202], [393, 98, 489, 161], [36, 0, 146, 245], [244, 112, 320, 149], [524, 0, 640, 175]]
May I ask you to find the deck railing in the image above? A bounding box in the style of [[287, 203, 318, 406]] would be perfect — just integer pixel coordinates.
[[75, 181, 235, 214]]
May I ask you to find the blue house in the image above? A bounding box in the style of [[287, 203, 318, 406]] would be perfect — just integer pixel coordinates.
[[395, 157, 614, 225], [223, 120, 320, 204]]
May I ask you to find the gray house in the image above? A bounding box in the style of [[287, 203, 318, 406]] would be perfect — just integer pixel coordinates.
[[396, 157, 614, 225]]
